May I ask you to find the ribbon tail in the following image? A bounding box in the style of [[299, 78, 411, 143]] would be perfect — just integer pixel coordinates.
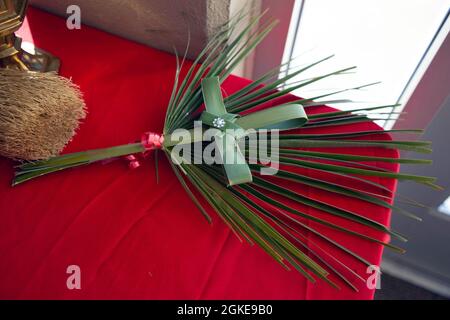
[[215, 133, 252, 186]]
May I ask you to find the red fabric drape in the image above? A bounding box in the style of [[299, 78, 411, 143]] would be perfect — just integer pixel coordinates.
[[0, 8, 398, 299]]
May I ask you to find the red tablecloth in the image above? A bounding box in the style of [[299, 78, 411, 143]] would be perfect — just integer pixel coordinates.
[[0, 8, 398, 299]]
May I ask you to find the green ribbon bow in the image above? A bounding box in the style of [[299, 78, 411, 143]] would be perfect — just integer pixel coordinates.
[[200, 77, 308, 186]]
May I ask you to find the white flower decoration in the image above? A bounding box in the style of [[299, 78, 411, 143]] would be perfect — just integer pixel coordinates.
[[212, 117, 226, 128]]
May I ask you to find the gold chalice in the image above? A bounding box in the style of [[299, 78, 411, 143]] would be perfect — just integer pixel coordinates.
[[0, 0, 59, 71]]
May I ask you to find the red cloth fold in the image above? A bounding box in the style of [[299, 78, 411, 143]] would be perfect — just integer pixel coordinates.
[[0, 7, 398, 299]]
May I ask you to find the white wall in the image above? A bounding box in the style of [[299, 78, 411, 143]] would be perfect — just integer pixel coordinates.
[[30, 0, 231, 59]]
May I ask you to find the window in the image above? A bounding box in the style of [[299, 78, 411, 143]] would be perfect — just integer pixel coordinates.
[[438, 196, 450, 216], [280, 0, 450, 128]]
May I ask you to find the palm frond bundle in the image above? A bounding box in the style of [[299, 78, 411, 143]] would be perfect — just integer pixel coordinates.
[[13, 11, 439, 290]]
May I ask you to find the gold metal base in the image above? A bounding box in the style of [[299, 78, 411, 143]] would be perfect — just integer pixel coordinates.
[[0, 0, 59, 72], [18, 41, 60, 72], [0, 36, 60, 72]]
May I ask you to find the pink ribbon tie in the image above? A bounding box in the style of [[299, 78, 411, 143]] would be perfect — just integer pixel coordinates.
[[141, 132, 164, 151], [125, 155, 140, 169], [124, 132, 164, 169]]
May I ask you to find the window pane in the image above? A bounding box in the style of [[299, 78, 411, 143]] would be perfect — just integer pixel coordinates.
[[438, 196, 450, 216], [282, 0, 450, 127]]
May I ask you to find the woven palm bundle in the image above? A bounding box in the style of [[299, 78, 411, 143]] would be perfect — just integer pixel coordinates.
[[0, 68, 86, 160]]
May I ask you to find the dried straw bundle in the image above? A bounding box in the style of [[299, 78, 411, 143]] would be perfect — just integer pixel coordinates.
[[0, 68, 86, 160]]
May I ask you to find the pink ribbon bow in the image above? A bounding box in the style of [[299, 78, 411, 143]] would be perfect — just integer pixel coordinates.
[[125, 132, 164, 169]]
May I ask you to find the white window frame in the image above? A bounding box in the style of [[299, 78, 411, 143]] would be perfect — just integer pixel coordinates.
[[247, 1, 449, 132]]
